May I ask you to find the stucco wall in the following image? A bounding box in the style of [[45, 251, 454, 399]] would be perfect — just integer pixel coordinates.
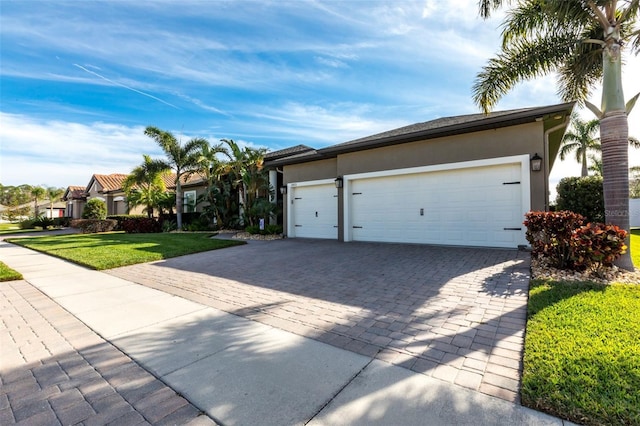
[[335, 121, 546, 211], [631, 198, 640, 228], [281, 122, 550, 239]]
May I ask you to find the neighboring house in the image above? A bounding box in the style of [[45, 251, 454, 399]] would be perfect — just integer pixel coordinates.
[[63, 186, 87, 219], [85, 174, 134, 216], [631, 199, 640, 228], [265, 102, 575, 249], [77, 173, 208, 217], [37, 201, 66, 218]]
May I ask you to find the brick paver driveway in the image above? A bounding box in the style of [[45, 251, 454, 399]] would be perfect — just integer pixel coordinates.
[[108, 238, 530, 402]]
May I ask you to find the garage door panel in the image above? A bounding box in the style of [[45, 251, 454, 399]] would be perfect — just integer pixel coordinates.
[[291, 184, 337, 239], [349, 162, 526, 248]]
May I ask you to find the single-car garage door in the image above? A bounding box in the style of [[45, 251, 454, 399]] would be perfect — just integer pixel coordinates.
[[348, 161, 527, 248], [289, 182, 338, 239]]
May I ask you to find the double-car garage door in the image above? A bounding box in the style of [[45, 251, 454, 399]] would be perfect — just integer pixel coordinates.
[[288, 158, 529, 248]]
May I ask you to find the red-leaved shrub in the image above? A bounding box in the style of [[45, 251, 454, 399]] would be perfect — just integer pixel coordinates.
[[524, 211, 628, 273], [70, 219, 117, 234], [121, 217, 162, 233], [524, 211, 586, 268], [571, 223, 628, 274]]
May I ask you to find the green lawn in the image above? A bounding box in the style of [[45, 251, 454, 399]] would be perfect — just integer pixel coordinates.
[[0, 261, 23, 281], [7, 232, 245, 270], [631, 229, 639, 266], [522, 230, 640, 426]]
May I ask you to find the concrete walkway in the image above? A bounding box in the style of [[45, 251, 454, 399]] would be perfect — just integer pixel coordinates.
[[0, 241, 571, 425]]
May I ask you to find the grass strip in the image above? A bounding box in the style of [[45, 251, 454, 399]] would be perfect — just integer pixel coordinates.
[[7, 232, 245, 270], [522, 279, 640, 425], [0, 261, 23, 281]]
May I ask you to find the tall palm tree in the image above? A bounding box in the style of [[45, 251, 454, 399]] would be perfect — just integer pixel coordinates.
[[217, 139, 270, 226], [30, 186, 46, 217], [46, 187, 64, 218], [144, 126, 207, 230], [560, 114, 601, 177], [123, 154, 169, 218], [588, 154, 604, 176], [474, 0, 640, 270]]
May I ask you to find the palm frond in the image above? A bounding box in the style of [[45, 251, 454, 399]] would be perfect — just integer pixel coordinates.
[[473, 35, 575, 112]]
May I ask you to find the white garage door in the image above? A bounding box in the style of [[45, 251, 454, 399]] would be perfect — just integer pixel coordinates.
[[289, 183, 338, 239], [348, 162, 526, 248]]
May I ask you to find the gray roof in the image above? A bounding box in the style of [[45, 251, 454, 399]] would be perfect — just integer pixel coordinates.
[[264, 144, 314, 161], [265, 102, 575, 167]]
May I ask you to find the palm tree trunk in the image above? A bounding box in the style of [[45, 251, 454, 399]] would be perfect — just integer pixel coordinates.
[[600, 41, 634, 270], [581, 150, 588, 177], [176, 177, 183, 230]]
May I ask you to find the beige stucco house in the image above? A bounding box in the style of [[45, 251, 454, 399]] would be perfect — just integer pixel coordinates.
[[65, 173, 208, 218], [265, 102, 575, 249], [63, 186, 87, 219]]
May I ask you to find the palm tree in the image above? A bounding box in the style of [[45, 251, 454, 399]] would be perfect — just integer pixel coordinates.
[[474, 0, 640, 270], [144, 126, 207, 230], [588, 154, 604, 176], [46, 187, 64, 218], [217, 139, 271, 226], [560, 114, 601, 177], [123, 154, 169, 218], [30, 186, 46, 217]]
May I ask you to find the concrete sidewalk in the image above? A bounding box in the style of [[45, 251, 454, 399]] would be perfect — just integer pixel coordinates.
[[0, 241, 570, 425]]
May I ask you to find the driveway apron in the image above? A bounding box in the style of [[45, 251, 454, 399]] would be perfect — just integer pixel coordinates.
[[108, 238, 530, 402]]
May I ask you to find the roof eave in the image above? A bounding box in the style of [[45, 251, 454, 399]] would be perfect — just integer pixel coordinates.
[[319, 102, 575, 157]]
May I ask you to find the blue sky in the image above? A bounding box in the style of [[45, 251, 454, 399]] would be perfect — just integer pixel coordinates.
[[1, 0, 639, 194]]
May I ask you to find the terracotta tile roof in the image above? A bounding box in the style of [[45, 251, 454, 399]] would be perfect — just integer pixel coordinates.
[[93, 174, 129, 192], [64, 185, 87, 200]]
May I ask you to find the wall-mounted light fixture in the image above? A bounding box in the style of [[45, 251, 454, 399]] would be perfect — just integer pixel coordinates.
[[280, 186, 287, 195], [531, 153, 543, 172], [335, 177, 344, 188]]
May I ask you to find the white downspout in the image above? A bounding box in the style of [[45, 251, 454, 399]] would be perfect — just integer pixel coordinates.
[[543, 116, 571, 210]]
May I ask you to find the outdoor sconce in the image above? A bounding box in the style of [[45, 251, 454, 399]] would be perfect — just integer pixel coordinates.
[[335, 177, 344, 188], [530, 153, 543, 172], [280, 186, 287, 195]]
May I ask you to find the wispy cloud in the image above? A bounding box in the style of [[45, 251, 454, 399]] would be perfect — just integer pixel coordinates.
[[73, 64, 179, 109]]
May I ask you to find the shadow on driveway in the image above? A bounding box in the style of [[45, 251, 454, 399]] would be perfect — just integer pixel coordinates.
[[108, 238, 531, 402]]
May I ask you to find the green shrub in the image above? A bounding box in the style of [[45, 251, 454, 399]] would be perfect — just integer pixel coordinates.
[[52, 217, 71, 227], [245, 224, 282, 235], [82, 199, 107, 220], [33, 216, 55, 230], [19, 218, 36, 229], [571, 223, 628, 274], [70, 219, 117, 233], [524, 211, 586, 269], [162, 219, 177, 233], [556, 176, 604, 223]]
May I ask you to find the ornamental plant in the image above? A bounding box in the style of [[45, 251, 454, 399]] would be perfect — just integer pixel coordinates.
[[121, 217, 162, 233], [571, 223, 627, 276], [524, 211, 586, 269]]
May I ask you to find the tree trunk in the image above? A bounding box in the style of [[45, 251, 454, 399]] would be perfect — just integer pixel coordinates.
[[581, 150, 588, 177], [601, 111, 634, 270], [176, 176, 183, 230]]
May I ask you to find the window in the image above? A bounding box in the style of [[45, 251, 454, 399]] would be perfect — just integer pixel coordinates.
[[183, 190, 196, 213]]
